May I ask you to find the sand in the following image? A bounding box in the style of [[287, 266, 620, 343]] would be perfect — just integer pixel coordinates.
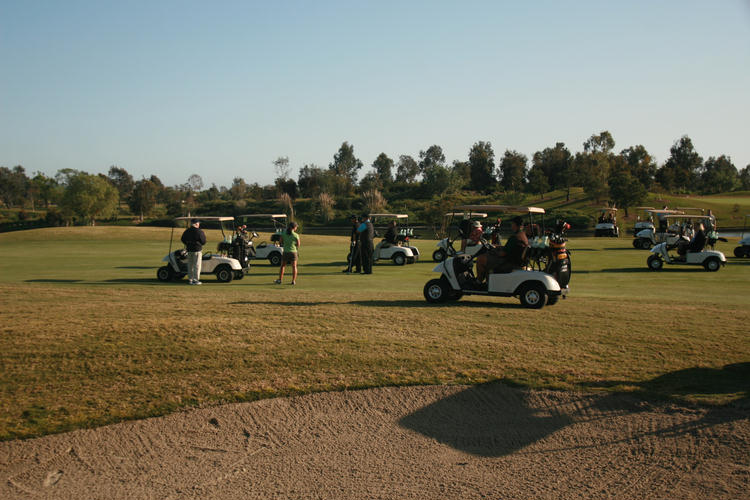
[[1, 383, 748, 499]]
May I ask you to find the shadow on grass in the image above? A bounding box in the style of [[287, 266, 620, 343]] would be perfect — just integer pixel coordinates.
[[400, 363, 749, 458], [24, 279, 83, 283], [349, 299, 520, 309], [114, 266, 155, 269], [575, 267, 707, 274], [230, 300, 338, 306]]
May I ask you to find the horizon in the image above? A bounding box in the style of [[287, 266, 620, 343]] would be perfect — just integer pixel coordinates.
[[2, 1, 749, 187]]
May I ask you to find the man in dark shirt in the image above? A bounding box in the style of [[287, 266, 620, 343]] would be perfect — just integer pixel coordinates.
[[344, 215, 360, 273], [678, 222, 706, 256], [475, 216, 529, 283], [181, 219, 206, 285], [357, 213, 375, 274]]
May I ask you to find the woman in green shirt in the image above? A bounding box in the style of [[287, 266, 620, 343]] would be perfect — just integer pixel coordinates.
[[275, 221, 300, 285]]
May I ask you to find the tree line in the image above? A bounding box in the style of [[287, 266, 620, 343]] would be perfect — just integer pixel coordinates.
[[2, 131, 749, 225]]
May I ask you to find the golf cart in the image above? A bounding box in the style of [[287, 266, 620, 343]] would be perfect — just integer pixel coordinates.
[[424, 205, 569, 308], [632, 206, 655, 235], [734, 215, 750, 258], [594, 208, 619, 237], [632, 209, 684, 249], [647, 215, 726, 272], [432, 212, 488, 262], [236, 214, 287, 266], [157, 217, 245, 283], [370, 214, 420, 265]]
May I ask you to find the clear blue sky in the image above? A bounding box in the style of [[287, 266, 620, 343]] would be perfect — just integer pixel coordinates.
[[2, 0, 749, 187]]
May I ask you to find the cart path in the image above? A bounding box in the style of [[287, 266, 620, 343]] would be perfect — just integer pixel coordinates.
[[1, 384, 748, 499]]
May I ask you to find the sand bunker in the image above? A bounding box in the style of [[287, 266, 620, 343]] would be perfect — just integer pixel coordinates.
[[1, 384, 748, 499]]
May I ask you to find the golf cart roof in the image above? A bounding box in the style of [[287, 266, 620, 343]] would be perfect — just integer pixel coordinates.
[[598, 207, 618, 212], [647, 209, 684, 215], [454, 205, 546, 214], [237, 214, 287, 219], [174, 216, 234, 222], [663, 214, 714, 220], [635, 206, 655, 210], [445, 212, 488, 218], [675, 207, 704, 212], [369, 213, 408, 219]]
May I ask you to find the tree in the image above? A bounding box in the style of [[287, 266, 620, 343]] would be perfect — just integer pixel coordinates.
[[55, 168, 80, 187], [107, 166, 134, 202], [418, 145, 446, 176], [498, 150, 528, 192], [656, 136, 702, 192], [276, 178, 299, 199], [395, 155, 419, 184], [328, 142, 363, 196], [31, 172, 60, 209], [700, 155, 738, 194], [298, 165, 330, 197], [532, 142, 573, 199], [583, 130, 615, 154], [609, 171, 647, 215], [526, 165, 549, 199], [372, 153, 394, 186], [362, 189, 387, 214], [59, 172, 119, 225], [129, 179, 158, 221], [229, 177, 248, 200], [468, 141, 496, 192], [739, 165, 750, 190], [187, 174, 204, 193], [421, 164, 461, 197], [573, 151, 610, 203], [0, 166, 29, 208], [316, 192, 335, 222], [358, 171, 383, 193], [620, 145, 657, 190], [273, 156, 291, 181], [451, 160, 471, 189]]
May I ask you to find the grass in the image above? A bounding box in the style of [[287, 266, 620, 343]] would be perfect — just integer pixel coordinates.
[[1, 226, 749, 440]]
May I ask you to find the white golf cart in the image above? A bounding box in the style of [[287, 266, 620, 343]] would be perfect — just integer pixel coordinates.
[[157, 216, 245, 283], [632, 206, 655, 236], [647, 215, 726, 272], [734, 215, 750, 258], [236, 214, 287, 266], [370, 213, 420, 265], [424, 205, 569, 308], [432, 212, 488, 262], [632, 209, 685, 249], [594, 208, 619, 237]]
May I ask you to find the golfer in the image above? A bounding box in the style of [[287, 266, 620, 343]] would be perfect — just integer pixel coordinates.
[[275, 221, 300, 285], [181, 219, 206, 285]]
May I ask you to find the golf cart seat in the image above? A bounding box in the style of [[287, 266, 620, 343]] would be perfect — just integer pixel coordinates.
[[202, 253, 213, 260], [173, 249, 187, 261]]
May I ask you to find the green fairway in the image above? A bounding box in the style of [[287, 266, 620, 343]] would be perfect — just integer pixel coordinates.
[[1, 226, 748, 440]]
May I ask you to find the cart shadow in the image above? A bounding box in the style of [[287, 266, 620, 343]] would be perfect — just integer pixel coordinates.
[[400, 364, 749, 458], [115, 266, 155, 269], [575, 267, 706, 274], [349, 299, 520, 309], [229, 300, 338, 306]]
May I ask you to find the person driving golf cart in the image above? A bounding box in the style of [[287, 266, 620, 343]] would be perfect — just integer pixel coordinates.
[[475, 216, 529, 283], [677, 222, 706, 257], [383, 220, 398, 247]]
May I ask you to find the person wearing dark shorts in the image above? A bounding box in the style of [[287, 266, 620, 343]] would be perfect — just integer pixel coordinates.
[[357, 214, 374, 274], [275, 221, 300, 285]]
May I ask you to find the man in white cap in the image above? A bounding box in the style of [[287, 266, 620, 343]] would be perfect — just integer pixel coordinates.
[[181, 219, 206, 285]]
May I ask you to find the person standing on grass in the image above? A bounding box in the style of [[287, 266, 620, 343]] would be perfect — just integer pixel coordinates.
[[357, 213, 374, 274], [181, 219, 206, 285], [275, 221, 300, 285], [344, 214, 360, 273]]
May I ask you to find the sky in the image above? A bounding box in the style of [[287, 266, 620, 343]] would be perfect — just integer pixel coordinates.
[[1, 0, 749, 187]]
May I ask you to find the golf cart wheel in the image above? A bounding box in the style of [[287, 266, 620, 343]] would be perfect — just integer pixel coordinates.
[[234, 271, 245, 280], [424, 278, 449, 303], [647, 255, 663, 271], [640, 239, 652, 250], [157, 266, 173, 282], [392, 253, 406, 266], [216, 265, 233, 282], [432, 249, 447, 262], [546, 293, 560, 306], [734, 247, 746, 258], [519, 282, 546, 309], [269, 252, 282, 266], [703, 257, 721, 272], [632, 239, 641, 249]]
